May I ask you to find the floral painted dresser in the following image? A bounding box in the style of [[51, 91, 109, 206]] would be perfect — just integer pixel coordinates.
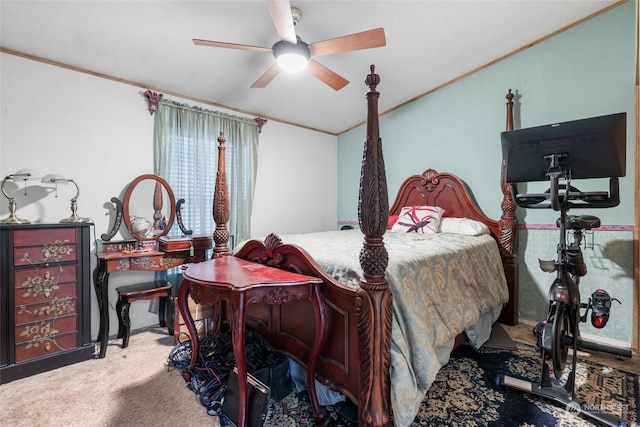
[[0, 223, 94, 384]]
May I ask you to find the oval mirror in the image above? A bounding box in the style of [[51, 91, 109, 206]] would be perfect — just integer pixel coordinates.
[[122, 174, 176, 241]]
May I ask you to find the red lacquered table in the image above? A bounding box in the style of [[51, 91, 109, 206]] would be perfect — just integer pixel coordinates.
[[177, 255, 327, 426]]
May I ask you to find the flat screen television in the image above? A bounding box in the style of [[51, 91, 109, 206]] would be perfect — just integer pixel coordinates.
[[501, 112, 626, 183]]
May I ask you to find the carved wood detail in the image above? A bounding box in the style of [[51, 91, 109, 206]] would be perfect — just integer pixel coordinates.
[[263, 287, 303, 305], [213, 132, 231, 257], [100, 197, 123, 241], [143, 90, 163, 116], [357, 65, 392, 427], [255, 117, 268, 134], [499, 88, 517, 258], [499, 89, 519, 325]]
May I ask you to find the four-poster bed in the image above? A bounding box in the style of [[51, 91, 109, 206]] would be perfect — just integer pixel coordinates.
[[198, 66, 518, 426]]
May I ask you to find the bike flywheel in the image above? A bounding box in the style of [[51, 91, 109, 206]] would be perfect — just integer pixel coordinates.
[[551, 302, 569, 379]]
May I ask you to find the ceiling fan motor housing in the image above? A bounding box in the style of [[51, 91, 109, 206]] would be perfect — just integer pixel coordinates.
[[273, 37, 310, 59], [273, 37, 310, 72]]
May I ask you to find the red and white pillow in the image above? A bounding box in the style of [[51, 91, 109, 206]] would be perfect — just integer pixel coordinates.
[[390, 206, 445, 235]]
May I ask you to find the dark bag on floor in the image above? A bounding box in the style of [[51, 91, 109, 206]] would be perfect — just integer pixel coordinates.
[[249, 348, 290, 402], [208, 326, 292, 401], [222, 367, 269, 427]]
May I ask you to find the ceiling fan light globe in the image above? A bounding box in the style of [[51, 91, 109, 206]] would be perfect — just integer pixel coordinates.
[[272, 38, 310, 73], [277, 53, 308, 72]]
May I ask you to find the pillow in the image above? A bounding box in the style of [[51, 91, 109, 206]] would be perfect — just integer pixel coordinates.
[[387, 215, 399, 230], [439, 217, 489, 236], [390, 206, 444, 234]]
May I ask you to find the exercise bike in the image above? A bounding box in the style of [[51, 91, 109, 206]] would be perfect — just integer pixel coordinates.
[[495, 152, 633, 427]]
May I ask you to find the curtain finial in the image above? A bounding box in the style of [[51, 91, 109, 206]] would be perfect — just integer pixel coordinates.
[[255, 117, 268, 134], [144, 90, 164, 116]]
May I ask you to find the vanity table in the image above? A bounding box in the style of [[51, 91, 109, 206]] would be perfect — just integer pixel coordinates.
[[95, 174, 211, 358]]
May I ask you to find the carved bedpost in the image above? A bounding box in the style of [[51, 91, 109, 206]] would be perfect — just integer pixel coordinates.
[[499, 89, 517, 256], [212, 132, 231, 257], [505, 89, 514, 132], [357, 65, 392, 427], [498, 89, 519, 325]]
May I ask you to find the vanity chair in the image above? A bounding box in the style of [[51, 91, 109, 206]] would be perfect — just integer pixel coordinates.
[[95, 174, 211, 356], [115, 279, 173, 348]]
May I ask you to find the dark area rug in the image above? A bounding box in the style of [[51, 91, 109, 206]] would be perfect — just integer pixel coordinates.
[[414, 341, 637, 427], [262, 341, 638, 427]]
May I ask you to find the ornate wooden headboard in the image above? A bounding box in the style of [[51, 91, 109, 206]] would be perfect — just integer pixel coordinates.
[[389, 168, 514, 258]]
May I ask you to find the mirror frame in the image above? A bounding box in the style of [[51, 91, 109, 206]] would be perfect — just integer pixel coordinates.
[[122, 174, 176, 241]]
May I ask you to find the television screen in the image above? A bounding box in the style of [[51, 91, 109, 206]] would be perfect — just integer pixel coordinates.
[[501, 112, 626, 183]]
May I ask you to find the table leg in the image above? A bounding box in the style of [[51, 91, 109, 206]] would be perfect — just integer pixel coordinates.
[[230, 294, 248, 427], [95, 261, 110, 359], [177, 280, 199, 369], [308, 285, 327, 425]]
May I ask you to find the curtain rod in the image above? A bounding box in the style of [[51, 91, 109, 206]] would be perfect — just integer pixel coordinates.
[[144, 90, 267, 132]]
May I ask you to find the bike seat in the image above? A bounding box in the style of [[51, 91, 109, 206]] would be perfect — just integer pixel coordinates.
[[556, 215, 601, 230]]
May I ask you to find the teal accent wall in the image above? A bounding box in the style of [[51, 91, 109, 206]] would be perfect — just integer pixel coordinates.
[[519, 228, 634, 345], [337, 2, 636, 345]]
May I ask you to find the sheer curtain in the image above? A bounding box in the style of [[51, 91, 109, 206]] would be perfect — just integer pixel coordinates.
[[153, 100, 259, 250]]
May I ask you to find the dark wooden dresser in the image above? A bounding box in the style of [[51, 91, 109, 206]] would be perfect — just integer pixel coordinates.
[[0, 223, 94, 384]]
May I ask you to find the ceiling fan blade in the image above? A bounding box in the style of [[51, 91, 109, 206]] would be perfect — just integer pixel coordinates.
[[307, 60, 349, 91], [193, 39, 272, 54], [265, 0, 297, 44], [251, 64, 281, 88], [309, 28, 386, 57]]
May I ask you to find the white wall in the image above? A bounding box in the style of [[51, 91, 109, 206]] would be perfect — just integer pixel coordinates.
[[251, 120, 337, 239], [1, 52, 337, 339]]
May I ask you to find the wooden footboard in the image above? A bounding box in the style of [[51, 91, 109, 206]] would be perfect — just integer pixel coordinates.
[[235, 235, 364, 405]]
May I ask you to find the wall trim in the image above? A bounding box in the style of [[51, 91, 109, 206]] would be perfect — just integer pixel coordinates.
[[338, 222, 636, 232], [518, 224, 634, 231]]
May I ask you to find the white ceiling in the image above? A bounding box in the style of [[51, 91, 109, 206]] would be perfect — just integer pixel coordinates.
[[0, 0, 622, 135]]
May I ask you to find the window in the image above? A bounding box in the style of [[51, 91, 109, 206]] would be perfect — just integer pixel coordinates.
[[153, 100, 259, 248]]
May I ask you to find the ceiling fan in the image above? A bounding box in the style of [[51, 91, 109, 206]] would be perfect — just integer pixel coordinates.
[[192, 0, 386, 90]]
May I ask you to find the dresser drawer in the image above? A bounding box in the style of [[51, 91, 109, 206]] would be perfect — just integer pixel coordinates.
[[14, 228, 77, 246], [15, 297, 77, 326], [15, 330, 78, 363], [14, 267, 78, 305], [14, 229, 78, 266], [14, 314, 78, 344]]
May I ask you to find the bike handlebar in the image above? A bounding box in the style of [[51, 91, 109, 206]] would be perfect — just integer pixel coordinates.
[[510, 177, 620, 211]]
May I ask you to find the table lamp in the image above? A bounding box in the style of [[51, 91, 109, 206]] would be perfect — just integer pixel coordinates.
[[41, 174, 91, 223], [1, 169, 41, 224]]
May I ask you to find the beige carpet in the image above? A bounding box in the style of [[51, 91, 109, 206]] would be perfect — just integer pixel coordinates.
[[0, 322, 519, 426], [0, 326, 218, 427]]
